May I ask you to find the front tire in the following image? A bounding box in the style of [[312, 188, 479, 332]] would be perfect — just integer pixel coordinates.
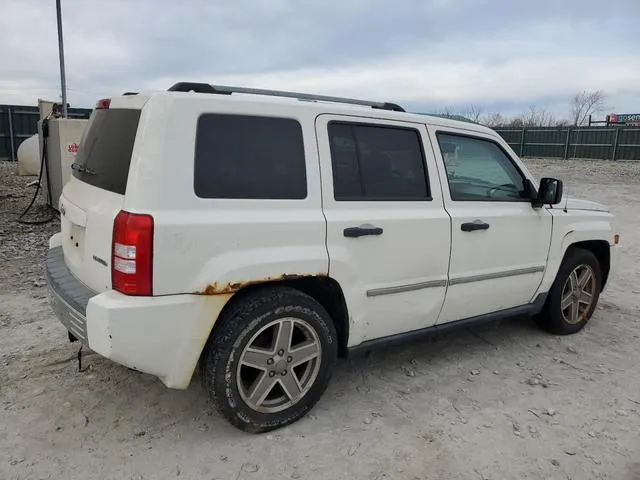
[[200, 287, 338, 433], [536, 248, 602, 335]]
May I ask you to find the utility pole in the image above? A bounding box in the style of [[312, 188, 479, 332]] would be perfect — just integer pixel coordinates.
[[56, 0, 68, 117]]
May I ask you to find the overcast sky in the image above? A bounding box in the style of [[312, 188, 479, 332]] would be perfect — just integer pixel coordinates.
[[1, 0, 639, 120]]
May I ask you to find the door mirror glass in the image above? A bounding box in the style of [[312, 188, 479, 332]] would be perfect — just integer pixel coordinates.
[[538, 177, 563, 205]]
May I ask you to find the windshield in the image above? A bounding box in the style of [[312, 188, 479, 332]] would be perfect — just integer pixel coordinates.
[[72, 108, 141, 195]]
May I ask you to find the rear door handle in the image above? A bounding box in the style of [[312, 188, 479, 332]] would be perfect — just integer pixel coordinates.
[[344, 225, 384, 238], [461, 221, 490, 232]]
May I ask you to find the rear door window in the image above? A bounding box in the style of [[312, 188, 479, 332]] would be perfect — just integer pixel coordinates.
[[72, 108, 141, 195], [328, 122, 430, 201], [194, 114, 307, 199]]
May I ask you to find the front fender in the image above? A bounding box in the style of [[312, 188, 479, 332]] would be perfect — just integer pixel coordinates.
[[535, 211, 615, 295]]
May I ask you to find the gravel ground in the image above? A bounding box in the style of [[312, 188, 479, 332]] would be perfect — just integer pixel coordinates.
[[1, 159, 640, 480]]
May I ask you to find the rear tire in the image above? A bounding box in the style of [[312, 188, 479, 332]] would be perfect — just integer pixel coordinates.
[[536, 248, 602, 335], [200, 287, 338, 433]]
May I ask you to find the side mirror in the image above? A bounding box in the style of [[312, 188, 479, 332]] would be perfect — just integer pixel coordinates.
[[537, 177, 563, 206]]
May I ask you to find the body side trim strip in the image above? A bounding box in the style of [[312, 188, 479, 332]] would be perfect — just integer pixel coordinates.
[[366, 279, 447, 297], [367, 266, 545, 297], [448, 265, 545, 286]]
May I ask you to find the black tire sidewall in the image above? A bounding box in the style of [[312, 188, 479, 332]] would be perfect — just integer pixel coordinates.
[[206, 289, 338, 433], [546, 248, 602, 334]]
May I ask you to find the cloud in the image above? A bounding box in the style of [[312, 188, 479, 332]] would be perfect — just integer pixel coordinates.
[[1, 0, 639, 120]]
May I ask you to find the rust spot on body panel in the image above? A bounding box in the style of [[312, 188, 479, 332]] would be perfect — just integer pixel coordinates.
[[195, 273, 328, 296]]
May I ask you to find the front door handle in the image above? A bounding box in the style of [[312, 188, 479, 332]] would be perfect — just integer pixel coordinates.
[[344, 225, 384, 238], [461, 221, 490, 232]]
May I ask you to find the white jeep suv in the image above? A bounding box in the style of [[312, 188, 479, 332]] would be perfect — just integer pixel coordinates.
[[46, 83, 619, 433]]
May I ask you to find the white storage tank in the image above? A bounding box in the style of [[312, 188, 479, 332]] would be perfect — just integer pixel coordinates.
[[17, 134, 40, 176]]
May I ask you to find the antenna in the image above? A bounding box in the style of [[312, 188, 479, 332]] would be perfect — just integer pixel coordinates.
[[563, 184, 569, 213]]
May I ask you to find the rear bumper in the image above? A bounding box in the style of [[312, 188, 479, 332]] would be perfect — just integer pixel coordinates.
[[46, 246, 95, 344], [45, 245, 231, 389]]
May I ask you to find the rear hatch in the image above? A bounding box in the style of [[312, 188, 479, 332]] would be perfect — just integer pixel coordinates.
[[59, 100, 143, 293]]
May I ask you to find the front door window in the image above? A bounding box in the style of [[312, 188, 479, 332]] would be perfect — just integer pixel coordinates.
[[436, 133, 528, 202]]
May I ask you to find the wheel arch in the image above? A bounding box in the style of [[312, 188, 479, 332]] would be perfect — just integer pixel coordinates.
[[537, 220, 614, 298], [202, 276, 351, 359], [566, 240, 610, 289]]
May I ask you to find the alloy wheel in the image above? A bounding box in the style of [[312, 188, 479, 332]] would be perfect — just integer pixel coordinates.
[[236, 317, 322, 413], [561, 264, 597, 325]]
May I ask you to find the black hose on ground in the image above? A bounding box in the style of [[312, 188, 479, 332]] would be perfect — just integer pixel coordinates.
[[16, 120, 57, 225]]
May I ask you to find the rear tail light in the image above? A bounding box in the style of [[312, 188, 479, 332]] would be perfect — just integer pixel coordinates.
[[112, 210, 154, 296], [96, 98, 111, 109]]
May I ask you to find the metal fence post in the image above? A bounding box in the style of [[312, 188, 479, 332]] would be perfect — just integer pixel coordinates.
[[563, 127, 571, 160], [519, 128, 526, 156], [611, 127, 621, 161], [7, 107, 16, 161]]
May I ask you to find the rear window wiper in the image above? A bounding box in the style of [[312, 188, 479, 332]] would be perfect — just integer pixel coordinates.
[[71, 163, 96, 175]]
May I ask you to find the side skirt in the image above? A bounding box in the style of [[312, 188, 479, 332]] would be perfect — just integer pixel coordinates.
[[348, 292, 548, 356]]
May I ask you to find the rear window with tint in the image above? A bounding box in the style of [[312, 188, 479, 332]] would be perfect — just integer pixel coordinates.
[[72, 108, 141, 195], [194, 114, 307, 199], [328, 122, 430, 201]]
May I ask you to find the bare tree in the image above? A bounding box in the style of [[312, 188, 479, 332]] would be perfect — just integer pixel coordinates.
[[440, 106, 457, 119], [463, 104, 484, 123], [483, 112, 507, 128], [569, 90, 606, 126], [554, 118, 571, 127], [524, 105, 558, 127], [509, 117, 525, 128], [480, 107, 571, 129]]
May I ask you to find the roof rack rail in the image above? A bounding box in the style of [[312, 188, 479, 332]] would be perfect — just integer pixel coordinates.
[[167, 82, 405, 112]]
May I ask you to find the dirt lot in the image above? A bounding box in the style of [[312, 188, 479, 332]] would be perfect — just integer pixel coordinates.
[[1, 159, 639, 480]]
